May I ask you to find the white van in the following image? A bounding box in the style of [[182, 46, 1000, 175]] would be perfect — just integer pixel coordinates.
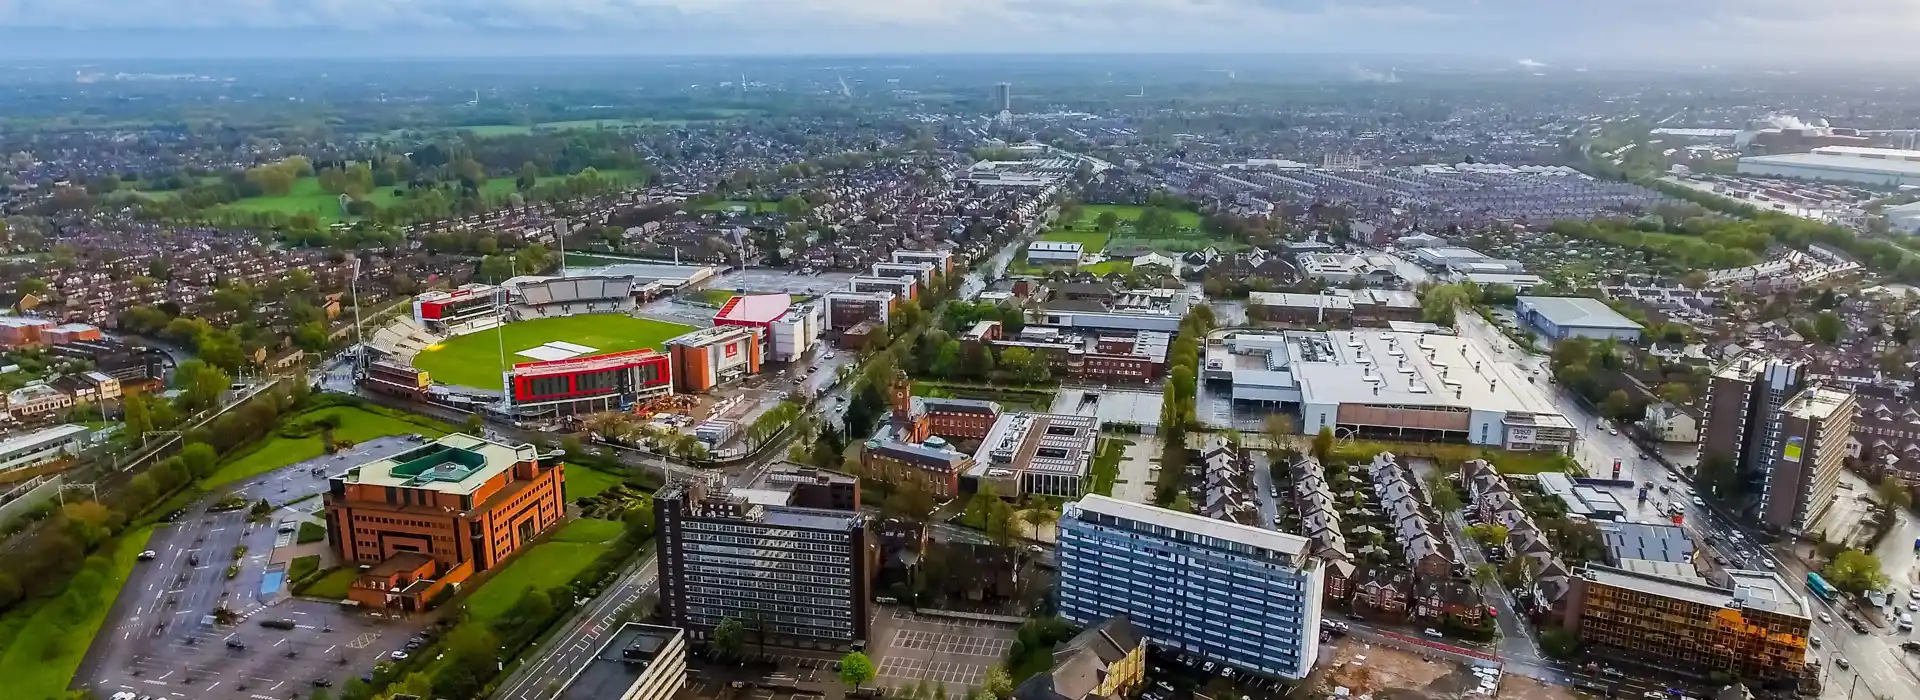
[[1900, 613, 1913, 631]]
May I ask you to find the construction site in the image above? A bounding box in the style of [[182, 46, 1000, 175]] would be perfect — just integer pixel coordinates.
[[1309, 638, 1579, 700]]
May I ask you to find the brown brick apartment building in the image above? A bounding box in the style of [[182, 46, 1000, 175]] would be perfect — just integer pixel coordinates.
[[324, 434, 566, 612], [1559, 565, 1812, 683]]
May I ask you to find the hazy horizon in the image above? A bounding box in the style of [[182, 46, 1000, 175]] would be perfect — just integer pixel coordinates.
[[0, 0, 1914, 63]]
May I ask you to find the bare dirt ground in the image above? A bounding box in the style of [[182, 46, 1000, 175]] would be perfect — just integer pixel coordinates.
[[1312, 639, 1581, 700]]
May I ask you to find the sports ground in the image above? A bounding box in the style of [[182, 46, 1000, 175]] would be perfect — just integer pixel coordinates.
[[411, 314, 694, 390]]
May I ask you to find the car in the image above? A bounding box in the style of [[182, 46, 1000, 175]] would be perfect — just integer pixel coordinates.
[[1760, 559, 1775, 570], [1422, 628, 1444, 638], [1645, 692, 1668, 699], [1156, 682, 1174, 693], [1608, 426, 1619, 435], [1852, 621, 1870, 634], [1201, 661, 1216, 673], [1835, 658, 1851, 669], [137, 550, 157, 561], [226, 639, 246, 649], [1901, 641, 1920, 653], [1712, 556, 1727, 566], [1811, 636, 1823, 648], [1600, 668, 1624, 678], [188, 554, 200, 566], [1820, 612, 1833, 624], [390, 651, 409, 660], [311, 679, 333, 688], [1908, 602, 1918, 612], [825, 352, 836, 360], [1575, 680, 1608, 692]]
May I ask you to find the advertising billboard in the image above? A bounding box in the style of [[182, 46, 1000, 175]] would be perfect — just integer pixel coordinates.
[[1783, 436, 1804, 463]]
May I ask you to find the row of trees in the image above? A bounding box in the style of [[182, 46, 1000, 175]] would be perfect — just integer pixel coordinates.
[[0, 381, 310, 617], [1155, 306, 1216, 508]]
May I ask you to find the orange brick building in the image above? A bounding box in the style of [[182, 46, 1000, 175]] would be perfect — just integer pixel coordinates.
[[323, 433, 567, 612], [666, 326, 762, 393]]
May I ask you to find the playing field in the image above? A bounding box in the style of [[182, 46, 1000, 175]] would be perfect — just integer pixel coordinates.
[[411, 314, 694, 390], [218, 176, 404, 226]]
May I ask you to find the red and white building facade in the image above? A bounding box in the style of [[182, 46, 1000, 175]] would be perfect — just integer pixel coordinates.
[[502, 348, 672, 418]]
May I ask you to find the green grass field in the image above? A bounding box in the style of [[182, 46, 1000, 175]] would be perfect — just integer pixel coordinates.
[[465, 535, 610, 623], [299, 568, 357, 599], [1077, 204, 1203, 229], [202, 406, 449, 490], [1038, 230, 1111, 250], [477, 169, 639, 201], [411, 314, 694, 390], [565, 465, 625, 502], [551, 518, 623, 544], [217, 177, 404, 226], [0, 525, 154, 700], [1083, 260, 1133, 276]]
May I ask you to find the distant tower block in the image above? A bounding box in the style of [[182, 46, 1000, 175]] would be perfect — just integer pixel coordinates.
[[993, 82, 1012, 113]]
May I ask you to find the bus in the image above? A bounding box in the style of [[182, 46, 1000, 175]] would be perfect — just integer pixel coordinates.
[[1808, 573, 1839, 602]]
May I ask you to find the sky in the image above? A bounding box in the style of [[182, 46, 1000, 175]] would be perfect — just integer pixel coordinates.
[[0, 0, 1915, 62]]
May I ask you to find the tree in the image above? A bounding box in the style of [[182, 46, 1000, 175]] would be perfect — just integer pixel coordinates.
[[981, 666, 1014, 699], [1420, 283, 1471, 325], [884, 482, 936, 521], [1813, 311, 1844, 345], [1464, 523, 1510, 547], [1428, 476, 1464, 514], [479, 254, 515, 281], [1656, 382, 1693, 405], [123, 391, 156, 439], [1094, 211, 1120, 233], [175, 359, 231, 412], [1311, 426, 1335, 462], [1825, 549, 1890, 593], [1877, 476, 1914, 511], [711, 617, 746, 661], [839, 651, 876, 689], [1471, 563, 1498, 588], [1018, 507, 1058, 540], [1263, 414, 1295, 446], [431, 624, 500, 700], [1601, 390, 1633, 422], [179, 442, 219, 479], [930, 340, 963, 380], [464, 413, 485, 435]]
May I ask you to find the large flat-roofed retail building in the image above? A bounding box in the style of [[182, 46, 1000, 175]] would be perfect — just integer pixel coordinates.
[[1204, 330, 1575, 451], [1514, 296, 1644, 342], [1737, 146, 1920, 187]]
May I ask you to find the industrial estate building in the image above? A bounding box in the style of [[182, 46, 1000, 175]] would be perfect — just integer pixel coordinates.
[[1026, 241, 1085, 264], [1247, 290, 1422, 327], [966, 323, 1170, 384], [1737, 145, 1920, 187], [323, 434, 567, 612], [1559, 565, 1811, 682], [555, 623, 688, 700], [0, 423, 90, 482], [1514, 297, 1644, 342], [665, 326, 762, 394], [655, 467, 869, 648], [1204, 330, 1576, 451], [1700, 357, 1855, 533], [1057, 495, 1322, 681]]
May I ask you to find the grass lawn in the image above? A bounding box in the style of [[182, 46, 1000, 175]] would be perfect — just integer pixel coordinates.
[[1488, 451, 1577, 475], [692, 289, 739, 306], [217, 176, 403, 226], [0, 525, 154, 700], [299, 568, 357, 599], [1088, 439, 1127, 496], [297, 520, 327, 544], [477, 169, 639, 201], [565, 465, 625, 502], [551, 518, 624, 544], [202, 406, 449, 490], [411, 314, 694, 390], [465, 539, 607, 624], [1038, 230, 1111, 250], [288, 554, 321, 583], [1083, 260, 1132, 276], [1078, 204, 1203, 229]]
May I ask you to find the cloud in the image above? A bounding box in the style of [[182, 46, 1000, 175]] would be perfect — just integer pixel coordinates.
[[0, 0, 1911, 59]]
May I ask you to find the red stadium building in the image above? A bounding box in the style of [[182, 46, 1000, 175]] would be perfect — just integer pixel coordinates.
[[413, 284, 505, 333], [503, 348, 672, 418]]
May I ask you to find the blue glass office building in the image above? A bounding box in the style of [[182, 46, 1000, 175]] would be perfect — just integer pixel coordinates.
[[1056, 495, 1322, 680]]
